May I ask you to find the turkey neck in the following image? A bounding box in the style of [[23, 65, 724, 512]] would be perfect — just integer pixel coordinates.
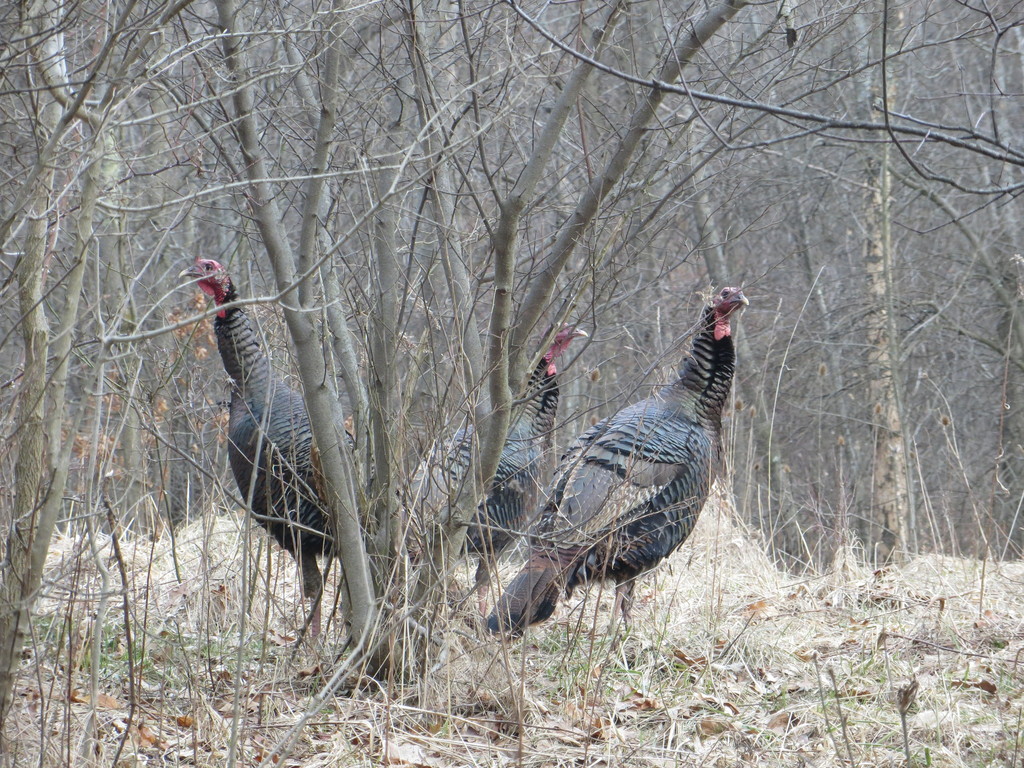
[[668, 304, 737, 427], [514, 356, 560, 440], [213, 284, 274, 400]]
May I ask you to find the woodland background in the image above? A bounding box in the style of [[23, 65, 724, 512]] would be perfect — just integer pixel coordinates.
[[1, 0, 1023, 764]]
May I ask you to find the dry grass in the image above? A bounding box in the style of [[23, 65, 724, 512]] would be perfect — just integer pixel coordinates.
[[6, 496, 1024, 767]]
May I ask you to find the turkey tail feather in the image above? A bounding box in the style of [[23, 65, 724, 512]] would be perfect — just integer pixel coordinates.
[[487, 552, 565, 635]]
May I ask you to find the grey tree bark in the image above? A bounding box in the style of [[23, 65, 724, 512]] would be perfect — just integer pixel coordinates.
[[0, 4, 91, 733], [212, 0, 378, 645]]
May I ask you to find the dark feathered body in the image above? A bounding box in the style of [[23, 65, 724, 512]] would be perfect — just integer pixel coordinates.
[[488, 289, 746, 634], [215, 305, 333, 593], [410, 327, 585, 583], [184, 258, 334, 634], [463, 357, 563, 558]]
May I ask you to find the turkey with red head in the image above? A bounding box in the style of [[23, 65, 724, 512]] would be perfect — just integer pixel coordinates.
[[181, 257, 335, 637], [410, 325, 587, 604], [488, 288, 747, 635]]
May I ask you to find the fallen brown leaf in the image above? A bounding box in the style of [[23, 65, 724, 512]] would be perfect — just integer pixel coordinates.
[[584, 712, 631, 743], [548, 718, 586, 747], [697, 717, 733, 736], [698, 694, 740, 715], [973, 609, 1002, 629], [745, 599, 769, 615], [767, 711, 799, 732], [951, 678, 997, 694], [589, 715, 619, 741], [628, 695, 662, 711], [381, 740, 431, 767], [840, 687, 874, 700], [672, 649, 708, 669], [214, 698, 234, 716], [267, 630, 296, 647], [382, 741, 425, 765], [136, 723, 166, 750]]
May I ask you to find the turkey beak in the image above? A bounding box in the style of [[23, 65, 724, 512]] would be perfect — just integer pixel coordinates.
[[179, 265, 201, 280], [573, 328, 589, 340]]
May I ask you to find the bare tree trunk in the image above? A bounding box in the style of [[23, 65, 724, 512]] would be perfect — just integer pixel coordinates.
[[861, 4, 912, 563], [511, 0, 749, 367], [989, 38, 1024, 555], [213, 0, 377, 644], [493, 0, 628, 366], [305, 20, 372, 496], [365, 158, 404, 583], [0, 189, 53, 738], [996, 257, 1024, 554], [0, 4, 91, 732], [402, 0, 488, 585], [0, 164, 90, 751], [864, 144, 910, 562], [104, 150, 151, 532]]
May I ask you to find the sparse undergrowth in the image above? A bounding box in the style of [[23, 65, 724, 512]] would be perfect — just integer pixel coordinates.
[[6, 500, 1023, 768]]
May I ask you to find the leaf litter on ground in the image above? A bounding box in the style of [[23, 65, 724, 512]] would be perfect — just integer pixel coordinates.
[[6, 495, 1024, 767]]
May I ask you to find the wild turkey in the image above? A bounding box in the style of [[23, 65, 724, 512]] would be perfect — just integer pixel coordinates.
[[182, 257, 334, 637], [488, 287, 747, 635], [410, 325, 587, 603]]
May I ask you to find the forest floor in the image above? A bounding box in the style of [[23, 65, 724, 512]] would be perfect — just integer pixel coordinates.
[[6, 496, 1024, 768]]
